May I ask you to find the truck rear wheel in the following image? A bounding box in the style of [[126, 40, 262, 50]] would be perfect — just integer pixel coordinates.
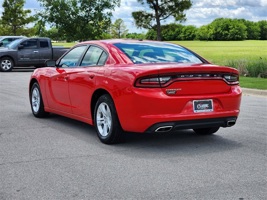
[[0, 57, 14, 72]]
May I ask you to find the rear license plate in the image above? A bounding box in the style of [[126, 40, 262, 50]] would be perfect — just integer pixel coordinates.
[[193, 99, 213, 113]]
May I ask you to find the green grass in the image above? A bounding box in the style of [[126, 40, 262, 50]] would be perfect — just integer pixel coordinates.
[[53, 42, 75, 48], [239, 77, 267, 90], [170, 40, 267, 65]]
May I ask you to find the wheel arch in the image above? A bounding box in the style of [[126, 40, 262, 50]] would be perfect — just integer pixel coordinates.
[[0, 55, 16, 65]]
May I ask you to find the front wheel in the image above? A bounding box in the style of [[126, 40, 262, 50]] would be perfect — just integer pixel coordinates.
[[0, 57, 14, 72], [94, 94, 122, 144], [193, 127, 220, 135], [30, 82, 49, 118]]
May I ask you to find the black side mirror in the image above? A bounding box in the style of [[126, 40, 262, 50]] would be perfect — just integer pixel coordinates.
[[46, 60, 56, 67], [18, 44, 24, 49], [0, 41, 3, 47]]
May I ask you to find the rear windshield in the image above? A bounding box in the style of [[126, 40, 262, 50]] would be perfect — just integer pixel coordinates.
[[113, 42, 203, 64]]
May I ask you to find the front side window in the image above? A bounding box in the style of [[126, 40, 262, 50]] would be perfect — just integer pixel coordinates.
[[21, 39, 38, 49], [81, 46, 107, 66], [59, 45, 87, 67], [113, 42, 203, 64]]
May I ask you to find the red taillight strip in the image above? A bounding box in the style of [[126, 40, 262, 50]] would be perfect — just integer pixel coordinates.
[[135, 73, 239, 88]]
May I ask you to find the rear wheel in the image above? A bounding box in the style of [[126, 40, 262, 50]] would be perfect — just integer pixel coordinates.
[[193, 127, 220, 135], [94, 94, 122, 144], [0, 57, 14, 72], [30, 82, 49, 118]]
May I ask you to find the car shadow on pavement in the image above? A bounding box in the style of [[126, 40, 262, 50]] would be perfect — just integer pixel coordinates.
[[39, 114, 242, 158]]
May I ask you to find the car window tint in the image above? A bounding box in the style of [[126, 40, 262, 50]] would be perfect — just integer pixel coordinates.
[[113, 42, 203, 64], [59, 46, 87, 67], [98, 52, 108, 65], [81, 46, 106, 66], [21, 40, 38, 49], [40, 40, 49, 48]]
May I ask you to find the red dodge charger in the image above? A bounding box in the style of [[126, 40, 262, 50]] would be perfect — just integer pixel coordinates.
[[29, 39, 242, 144]]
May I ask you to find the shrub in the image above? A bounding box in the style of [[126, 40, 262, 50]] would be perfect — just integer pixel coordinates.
[[225, 58, 267, 78]]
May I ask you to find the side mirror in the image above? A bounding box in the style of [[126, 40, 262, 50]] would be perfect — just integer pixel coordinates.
[[0, 41, 3, 47], [18, 44, 24, 49], [46, 60, 56, 67]]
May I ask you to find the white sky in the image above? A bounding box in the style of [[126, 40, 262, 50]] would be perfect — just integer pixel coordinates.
[[0, 0, 267, 33]]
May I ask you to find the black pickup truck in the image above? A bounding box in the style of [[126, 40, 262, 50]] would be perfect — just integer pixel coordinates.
[[0, 37, 68, 72]]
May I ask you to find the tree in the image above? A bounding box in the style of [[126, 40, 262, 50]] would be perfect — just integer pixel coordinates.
[[161, 23, 184, 41], [126, 32, 146, 40], [180, 25, 197, 40], [132, 0, 192, 41], [37, 0, 120, 41], [239, 19, 260, 40], [0, 0, 35, 35], [258, 20, 267, 40], [209, 18, 247, 41], [197, 25, 214, 41], [111, 19, 128, 38]]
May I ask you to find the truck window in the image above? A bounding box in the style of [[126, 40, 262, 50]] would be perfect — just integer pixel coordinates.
[[21, 40, 38, 49], [40, 40, 49, 48]]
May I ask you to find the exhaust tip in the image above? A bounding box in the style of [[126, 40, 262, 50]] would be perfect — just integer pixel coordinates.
[[227, 120, 236, 127], [155, 126, 173, 133]]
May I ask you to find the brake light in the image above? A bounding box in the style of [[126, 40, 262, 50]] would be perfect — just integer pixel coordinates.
[[223, 74, 239, 85], [135, 73, 239, 88], [135, 76, 172, 88]]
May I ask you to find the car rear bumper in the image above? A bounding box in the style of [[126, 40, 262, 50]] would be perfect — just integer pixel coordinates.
[[114, 85, 242, 133], [145, 116, 237, 133]]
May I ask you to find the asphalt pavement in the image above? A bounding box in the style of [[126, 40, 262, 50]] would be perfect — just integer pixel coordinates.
[[0, 71, 266, 200]]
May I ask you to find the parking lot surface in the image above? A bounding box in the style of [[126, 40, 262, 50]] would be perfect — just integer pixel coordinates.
[[0, 70, 266, 199]]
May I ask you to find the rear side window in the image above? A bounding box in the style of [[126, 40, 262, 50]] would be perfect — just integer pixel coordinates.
[[113, 42, 203, 64], [40, 40, 49, 48], [81, 46, 107, 66]]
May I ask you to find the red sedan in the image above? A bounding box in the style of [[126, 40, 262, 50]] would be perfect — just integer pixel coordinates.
[[29, 39, 242, 144]]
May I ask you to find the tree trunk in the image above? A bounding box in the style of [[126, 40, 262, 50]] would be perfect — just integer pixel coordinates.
[[154, 2, 161, 41]]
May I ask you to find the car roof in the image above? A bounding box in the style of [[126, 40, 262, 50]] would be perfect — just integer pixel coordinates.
[[79, 39, 171, 47]]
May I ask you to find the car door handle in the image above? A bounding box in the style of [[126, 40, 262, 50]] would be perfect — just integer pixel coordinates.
[[33, 51, 39, 53], [89, 74, 95, 79]]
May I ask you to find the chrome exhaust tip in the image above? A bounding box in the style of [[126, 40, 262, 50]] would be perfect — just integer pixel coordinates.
[[227, 120, 236, 127], [155, 126, 173, 133]]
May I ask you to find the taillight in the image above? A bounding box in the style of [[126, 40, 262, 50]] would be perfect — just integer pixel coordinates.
[[135, 76, 172, 88], [223, 74, 239, 85], [135, 73, 239, 88]]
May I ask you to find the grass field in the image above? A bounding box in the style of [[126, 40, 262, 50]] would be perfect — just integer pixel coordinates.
[[53, 40, 267, 90], [54, 40, 267, 64], [171, 40, 267, 65]]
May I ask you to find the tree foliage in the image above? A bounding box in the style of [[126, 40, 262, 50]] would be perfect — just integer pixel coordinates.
[[258, 20, 267, 40], [111, 19, 128, 38], [37, 0, 120, 41], [132, 0, 192, 41], [0, 0, 35, 35], [145, 18, 265, 41]]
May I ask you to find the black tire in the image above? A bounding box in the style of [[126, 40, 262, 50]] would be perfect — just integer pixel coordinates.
[[0, 57, 14, 72], [30, 82, 49, 118], [94, 94, 122, 144], [193, 127, 220, 135]]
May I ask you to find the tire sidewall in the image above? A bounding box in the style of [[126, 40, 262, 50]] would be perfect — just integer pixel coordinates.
[[0, 57, 14, 72], [30, 82, 46, 117], [94, 94, 121, 144]]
